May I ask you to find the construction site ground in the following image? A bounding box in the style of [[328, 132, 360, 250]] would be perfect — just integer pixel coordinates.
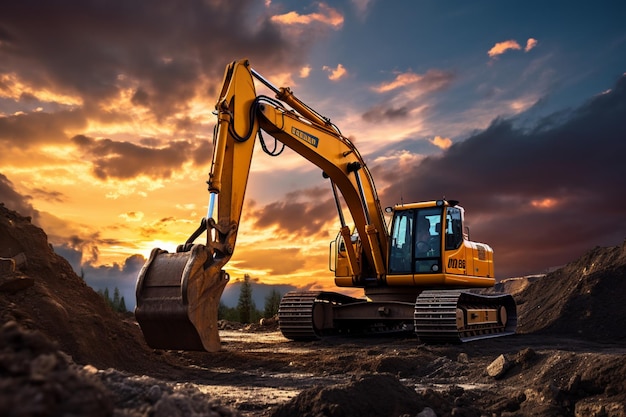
[[1, 204, 626, 417]]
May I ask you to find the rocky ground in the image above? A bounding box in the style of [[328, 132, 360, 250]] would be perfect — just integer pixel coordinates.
[[1, 203, 626, 417]]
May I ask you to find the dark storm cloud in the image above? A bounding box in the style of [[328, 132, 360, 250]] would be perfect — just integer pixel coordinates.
[[72, 134, 210, 179], [0, 173, 39, 221], [80, 254, 146, 311], [0, 109, 87, 146], [251, 187, 336, 237], [362, 105, 410, 122], [53, 241, 145, 311], [379, 75, 626, 278], [0, 0, 304, 120]]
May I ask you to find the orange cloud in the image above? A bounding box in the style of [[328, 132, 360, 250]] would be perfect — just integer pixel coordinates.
[[299, 65, 312, 78], [119, 211, 144, 222], [488, 38, 538, 58], [429, 135, 452, 149], [271, 3, 343, 28], [525, 38, 538, 52], [488, 40, 522, 58], [373, 72, 422, 93], [372, 69, 454, 94], [322, 63, 347, 81], [530, 198, 558, 209], [0, 73, 83, 107]]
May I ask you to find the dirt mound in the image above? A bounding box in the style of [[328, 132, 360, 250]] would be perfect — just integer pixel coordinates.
[[514, 240, 626, 341], [0, 320, 241, 417], [272, 373, 425, 417], [0, 320, 113, 417], [0, 204, 153, 372]]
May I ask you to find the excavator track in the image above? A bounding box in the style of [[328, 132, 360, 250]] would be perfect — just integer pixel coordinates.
[[279, 290, 517, 344], [414, 290, 517, 344], [278, 291, 361, 340], [277, 291, 322, 340]]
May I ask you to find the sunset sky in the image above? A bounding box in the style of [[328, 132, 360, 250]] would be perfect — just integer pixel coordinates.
[[1, 0, 625, 308]]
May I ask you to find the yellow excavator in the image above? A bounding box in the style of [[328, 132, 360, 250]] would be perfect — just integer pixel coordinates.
[[135, 59, 516, 352]]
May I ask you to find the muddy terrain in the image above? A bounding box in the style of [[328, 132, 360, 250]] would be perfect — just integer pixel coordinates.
[[1, 203, 626, 417]]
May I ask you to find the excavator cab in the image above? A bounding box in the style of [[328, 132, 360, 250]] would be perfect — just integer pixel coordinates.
[[386, 200, 496, 287]]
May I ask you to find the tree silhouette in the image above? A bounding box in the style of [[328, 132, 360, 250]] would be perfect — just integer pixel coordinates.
[[264, 288, 282, 318], [98, 286, 128, 313], [237, 274, 256, 324]]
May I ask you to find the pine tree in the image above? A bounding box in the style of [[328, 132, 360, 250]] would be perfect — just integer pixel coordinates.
[[237, 274, 256, 324], [98, 286, 128, 313], [112, 287, 121, 311], [103, 287, 112, 309], [264, 288, 282, 318], [118, 296, 127, 313], [218, 301, 238, 321]]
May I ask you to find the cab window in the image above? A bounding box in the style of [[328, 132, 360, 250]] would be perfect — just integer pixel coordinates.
[[445, 207, 464, 250], [389, 209, 413, 274]]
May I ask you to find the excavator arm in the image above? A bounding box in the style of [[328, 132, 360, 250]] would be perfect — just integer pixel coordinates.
[[209, 59, 388, 280], [136, 59, 390, 351]]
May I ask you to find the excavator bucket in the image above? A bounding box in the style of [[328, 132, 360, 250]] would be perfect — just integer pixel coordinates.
[[135, 244, 229, 352]]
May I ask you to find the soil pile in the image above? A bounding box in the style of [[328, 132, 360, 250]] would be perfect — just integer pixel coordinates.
[[272, 373, 424, 417], [0, 320, 241, 417], [513, 240, 626, 340], [0, 204, 153, 372], [0, 204, 241, 417], [0, 321, 113, 417]]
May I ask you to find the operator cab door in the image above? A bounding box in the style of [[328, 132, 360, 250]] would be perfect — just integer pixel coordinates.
[[444, 206, 470, 275], [388, 208, 443, 279]]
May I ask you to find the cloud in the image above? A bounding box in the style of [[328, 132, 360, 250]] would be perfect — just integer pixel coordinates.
[[488, 38, 538, 58], [373, 69, 455, 94], [0, 173, 39, 221], [80, 254, 146, 311], [429, 135, 452, 150], [271, 3, 344, 28], [71, 134, 211, 180], [361, 69, 454, 123], [0, 109, 87, 148], [232, 247, 306, 275], [322, 63, 348, 81], [379, 74, 626, 277], [525, 38, 538, 52], [0, 0, 311, 124], [361, 104, 410, 122], [351, 0, 375, 19], [488, 40, 522, 58], [119, 211, 144, 222], [250, 186, 336, 237], [299, 65, 312, 78]]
